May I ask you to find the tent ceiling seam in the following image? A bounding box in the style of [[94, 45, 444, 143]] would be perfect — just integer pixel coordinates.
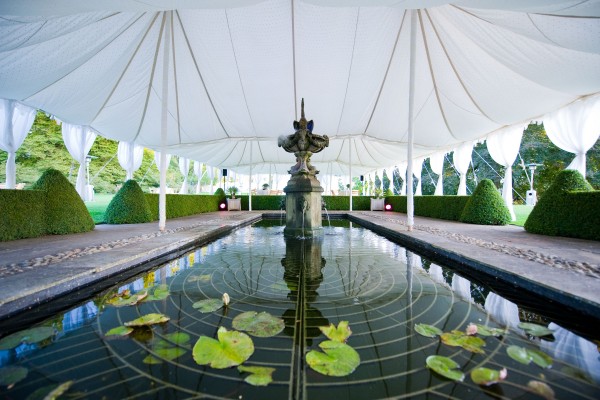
[[91, 13, 158, 124], [526, 13, 561, 47], [291, 0, 298, 120], [257, 141, 266, 163], [132, 12, 164, 143], [175, 10, 230, 138], [364, 9, 407, 134], [219, 141, 242, 167], [171, 12, 182, 144], [225, 9, 257, 136], [359, 137, 377, 165], [8, 20, 47, 51], [336, 7, 360, 135]]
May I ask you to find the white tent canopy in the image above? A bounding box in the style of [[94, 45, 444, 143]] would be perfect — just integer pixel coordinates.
[[0, 1, 599, 177]]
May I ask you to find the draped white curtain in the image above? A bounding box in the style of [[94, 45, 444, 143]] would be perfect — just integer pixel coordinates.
[[193, 161, 203, 194], [178, 157, 190, 194], [208, 166, 215, 193], [544, 95, 600, 177], [412, 158, 424, 196], [62, 123, 97, 201], [397, 163, 407, 195], [486, 125, 524, 221], [429, 152, 445, 195], [0, 100, 36, 188], [117, 141, 144, 181], [453, 142, 473, 195], [154, 151, 171, 173]]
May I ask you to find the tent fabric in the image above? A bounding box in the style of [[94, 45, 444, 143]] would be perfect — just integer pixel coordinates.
[[1, 1, 599, 177], [486, 125, 525, 221], [544, 94, 600, 177], [428, 152, 445, 195], [412, 158, 424, 196], [452, 142, 473, 195], [178, 156, 190, 194], [62, 123, 97, 201], [153, 151, 171, 173], [193, 160, 203, 194], [0, 100, 36, 188], [117, 141, 144, 181]]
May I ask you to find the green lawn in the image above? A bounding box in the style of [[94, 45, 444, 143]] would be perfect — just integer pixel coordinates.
[[85, 193, 113, 224], [512, 205, 533, 227]]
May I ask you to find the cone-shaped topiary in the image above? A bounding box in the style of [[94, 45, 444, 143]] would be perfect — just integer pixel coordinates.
[[105, 180, 152, 224], [525, 169, 593, 236], [459, 179, 511, 225], [32, 168, 95, 234]]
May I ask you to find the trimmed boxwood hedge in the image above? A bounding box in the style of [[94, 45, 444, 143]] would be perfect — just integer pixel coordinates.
[[0, 189, 46, 241], [460, 179, 511, 225], [232, 195, 372, 211], [525, 170, 599, 240], [144, 193, 221, 220], [385, 195, 470, 221], [32, 168, 95, 235], [105, 180, 152, 224]]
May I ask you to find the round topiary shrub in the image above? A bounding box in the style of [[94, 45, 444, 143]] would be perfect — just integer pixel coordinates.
[[459, 179, 511, 225], [524, 169, 593, 236], [105, 180, 152, 224], [32, 168, 95, 234]]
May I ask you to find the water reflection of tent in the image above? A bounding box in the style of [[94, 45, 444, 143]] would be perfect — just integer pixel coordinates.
[[484, 291, 521, 331], [61, 301, 98, 333]]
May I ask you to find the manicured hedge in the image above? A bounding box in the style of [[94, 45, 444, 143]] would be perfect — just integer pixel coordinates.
[[385, 195, 470, 221], [105, 180, 152, 224], [144, 193, 221, 220], [231, 195, 372, 211], [0, 189, 46, 241], [460, 179, 511, 225], [525, 170, 599, 240], [32, 169, 95, 235], [239, 195, 285, 210]]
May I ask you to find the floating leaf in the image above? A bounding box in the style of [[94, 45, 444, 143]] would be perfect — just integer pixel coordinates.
[[44, 380, 74, 400], [130, 326, 154, 342], [0, 366, 28, 387], [528, 349, 553, 368], [518, 322, 554, 337], [238, 365, 276, 386], [124, 313, 170, 327], [527, 380, 555, 400], [192, 299, 223, 313], [143, 347, 187, 364], [193, 327, 254, 369], [306, 340, 360, 377], [105, 326, 134, 337], [233, 311, 285, 338], [162, 332, 191, 346], [319, 321, 352, 343], [0, 326, 55, 350], [441, 330, 485, 354], [415, 323, 443, 338], [470, 367, 507, 386], [507, 345, 532, 365], [187, 274, 212, 283], [425, 355, 464, 382], [144, 284, 169, 301], [474, 324, 505, 337], [106, 290, 148, 307]]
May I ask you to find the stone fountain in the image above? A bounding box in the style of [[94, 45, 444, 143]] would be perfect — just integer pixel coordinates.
[[278, 99, 329, 237]]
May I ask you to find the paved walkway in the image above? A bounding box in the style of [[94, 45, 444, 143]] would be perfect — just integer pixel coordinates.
[[1, 211, 599, 322]]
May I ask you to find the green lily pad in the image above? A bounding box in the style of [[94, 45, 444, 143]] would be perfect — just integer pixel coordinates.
[[507, 345, 532, 364], [415, 323, 443, 338], [441, 330, 485, 354], [143, 347, 187, 364], [0, 366, 28, 387], [130, 326, 154, 342], [192, 299, 223, 313], [470, 367, 506, 386], [105, 326, 134, 337], [474, 324, 505, 337], [124, 313, 170, 327], [106, 290, 148, 307], [306, 340, 360, 377], [518, 322, 554, 337], [187, 274, 212, 283], [527, 380, 555, 400], [162, 332, 191, 346], [144, 284, 169, 301], [0, 326, 55, 350], [425, 355, 464, 382], [232, 311, 285, 338], [319, 321, 352, 343], [193, 327, 254, 369], [238, 365, 276, 386], [528, 348, 553, 368]]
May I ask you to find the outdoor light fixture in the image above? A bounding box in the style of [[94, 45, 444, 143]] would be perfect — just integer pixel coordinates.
[[219, 202, 227, 210], [385, 204, 392, 211]]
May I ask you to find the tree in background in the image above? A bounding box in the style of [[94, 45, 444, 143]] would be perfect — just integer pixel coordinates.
[[382, 170, 390, 193]]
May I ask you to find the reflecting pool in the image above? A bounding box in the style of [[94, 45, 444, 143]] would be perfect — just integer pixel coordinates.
[[1, 221, 599, 399]]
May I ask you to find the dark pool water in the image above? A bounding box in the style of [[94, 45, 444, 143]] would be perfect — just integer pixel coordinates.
[[1, 221, 599, 399]]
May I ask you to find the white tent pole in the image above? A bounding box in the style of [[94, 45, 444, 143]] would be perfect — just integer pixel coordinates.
[[159, 11, 171, 232], [349, 138, 353, 211], [249, 142, 253, 211], [406, 9, 417, 231]]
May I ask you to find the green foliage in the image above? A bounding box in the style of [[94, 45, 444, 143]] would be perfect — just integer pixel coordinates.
[[385, 196, 469, 221], [213, 187, 226, 204], [239, 195, 284, 210], [32, 169, 95, 234], [145, 194, 221, 219], [460, 179, 511, 225], [525, 170, 599, 240], [0, 189, 46, 241], [105, 180, 152, 224]]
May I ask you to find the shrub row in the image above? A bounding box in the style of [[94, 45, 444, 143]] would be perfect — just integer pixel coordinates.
[[385, 195, 470, 221], [229, 195, 372, 211], [145, 193, 221, 221], [0, 189, 46, 241]]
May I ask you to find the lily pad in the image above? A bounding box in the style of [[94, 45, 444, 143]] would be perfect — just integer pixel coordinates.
[[192, 299, 223, 313], [425, 355, 464, 382], [106, 290, 148, 307], [518, 322, 554, 337], [162, 332, 191, 346], [0, 366, 28, 387], [474, 324, 505, 337], [27, 381, 75, 400], [105, 326, 134, 337], [528, 348, 553, 368], [441, 330, 485, 354], [306, 340, 360, 377], [0, 326, 55, 350], [238, 365, 276, 386], [470, 367, 506, 386], [415, 323, 443, 338], [187, 274, 212, 283], [143, 347, 187, 364], [124, 313, 170, 327], [319, 321, 352, 342], [507, 346, 552, 368], [193, 327, 254, 369], [144, 284, 169, 301], [527, 380, 555, 400], [232, 311, 285, 338]]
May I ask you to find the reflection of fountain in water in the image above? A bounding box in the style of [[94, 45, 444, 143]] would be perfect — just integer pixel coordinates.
[[322, 199, 331, 228]]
